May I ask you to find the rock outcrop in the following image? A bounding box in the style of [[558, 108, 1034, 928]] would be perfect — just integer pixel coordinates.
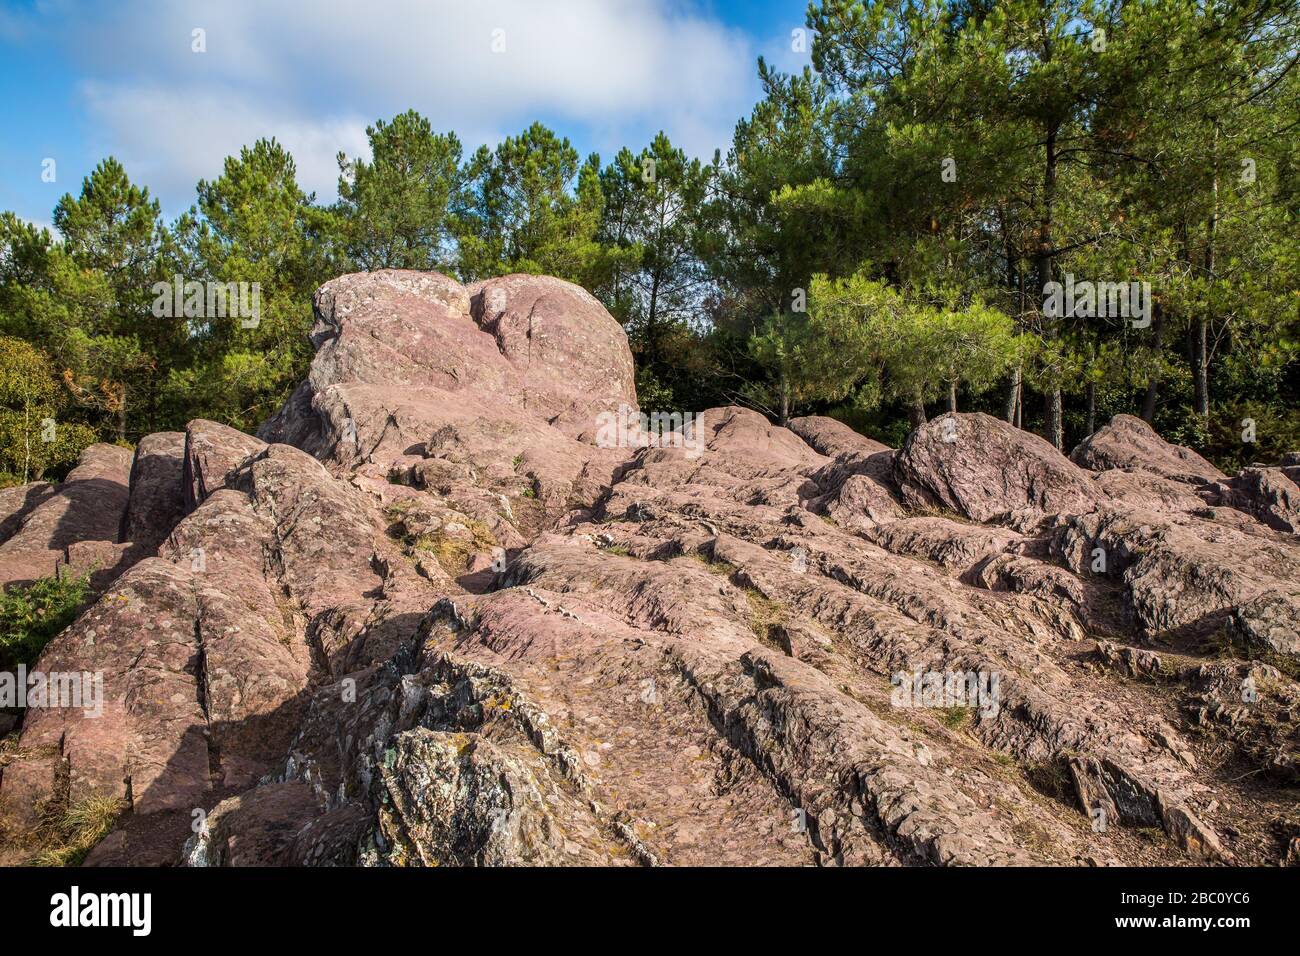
[[2, 269, 1296, 868], [1070, 413, 1226, 485], [0, 444, 134, 591], [896, 413, 1101, 521]]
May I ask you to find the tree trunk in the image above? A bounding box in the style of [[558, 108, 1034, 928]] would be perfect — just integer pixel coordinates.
[[1140, 380, 1158, 424], [1038, 124, 1062, 449], [908, 392, 927, 429], [1003, 367, 1021, 423], [948, 381, 958, 413], [1085, 380, 1096, 436], [1193, 315, 1209, 416], [1045, 390, 1063, 451], [1196, 124, 1218, 418], [647, 271, 661, 368], [117, 384, 128, 443], [1141, 302, 1164, 424], [779, 374, 790, 427], [22, 381, 31, 485]]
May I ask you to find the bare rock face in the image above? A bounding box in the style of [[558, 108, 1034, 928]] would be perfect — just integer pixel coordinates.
[[184, 419, 265, 507], [1206, 466, 1300, 534], [1053, 505, 1300, 646], [3, 272, 1297, 869], [895, 413, 1101, 521], [1071, 413, 1225, 485], [0, 482, 55, 543], [468, 274, 637, 436], [0, 446, 139, 622], [121, 432, 187, 553], [0, 481, 58, 587], [184, 782, 324, 866], [7, 443, 133, 552], [787, 415, 890, 458], [1232, 593, 1300, 658]]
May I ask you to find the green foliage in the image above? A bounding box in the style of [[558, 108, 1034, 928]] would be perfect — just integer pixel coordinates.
[[0, 573, 89, 670], [50, 158, 169, 440], [596, 132, 714, 401], [455, 122, 611, 287], [807, 273, 1020, 419], [168, 138, 340, 431], [705, 63, 851, 329], [794, 0, 1300, 448], [0, 337, 96, 481], [336, 110, 463, 271], [0, 4, 1296, 461]]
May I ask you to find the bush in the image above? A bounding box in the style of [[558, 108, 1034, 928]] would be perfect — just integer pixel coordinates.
[[0, 573, 89, 670], [0, 336, 98, 481], [1204, 402, 1300, 472]]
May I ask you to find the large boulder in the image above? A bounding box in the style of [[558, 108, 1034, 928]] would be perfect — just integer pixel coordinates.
[[0, 444, 133, 590], [258, 269, 635, 542], [1071, 414, 1225, 485], [12, 558, 211, 814], [305, 270, 510, 395], [1206, 466, 1300, 534], [0, 443, 131, 556], [788, 415, 891, 458], [184, 419, 265, 508], [0, 482, 54, 544], [469, 273, 637, 435], [1053, 506, 1300, 643], [895, 413, 1100, 522]]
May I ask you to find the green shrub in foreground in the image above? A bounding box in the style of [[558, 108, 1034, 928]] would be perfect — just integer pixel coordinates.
[[0, 573, 89, 670]]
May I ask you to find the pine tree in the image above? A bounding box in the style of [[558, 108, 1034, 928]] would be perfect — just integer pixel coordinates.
[[336, 110, 463, 272], [454, 123, 609, 287], [596, 132, 713, 403]]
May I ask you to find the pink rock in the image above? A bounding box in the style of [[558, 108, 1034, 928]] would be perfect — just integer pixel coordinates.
[[5, 270, 1293, 870], [896, 413, 1100, 521], [122, 431, 187, 552], [1071, 414, 1225, 485], [0, 443, 131, 554]]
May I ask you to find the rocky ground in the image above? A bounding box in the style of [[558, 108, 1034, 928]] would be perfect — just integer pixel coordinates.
[[1, 269, 1297, 867]]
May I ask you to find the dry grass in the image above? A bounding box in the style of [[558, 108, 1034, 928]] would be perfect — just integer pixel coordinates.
[[744, 587, 786, 645], [386, 503, 499, 576], [939, 706, 975, 731], [689, 552, 736, 575], [31, 792, 126, 866], [1022, 758, 1074, 804]]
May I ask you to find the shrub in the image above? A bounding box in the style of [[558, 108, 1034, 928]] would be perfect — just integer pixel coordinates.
[[0, 573, 89, 670]]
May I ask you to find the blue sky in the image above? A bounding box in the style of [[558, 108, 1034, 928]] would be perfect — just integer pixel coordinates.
[[0, 0, 812, 229]]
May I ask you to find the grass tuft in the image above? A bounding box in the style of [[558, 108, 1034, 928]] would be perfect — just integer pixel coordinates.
[[744, 587, 785, 645], [31, 792, 126, 866]]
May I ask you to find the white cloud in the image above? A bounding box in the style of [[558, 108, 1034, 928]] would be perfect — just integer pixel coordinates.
[[81, 83, 371, 209], [51, 0, 759, 213]]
